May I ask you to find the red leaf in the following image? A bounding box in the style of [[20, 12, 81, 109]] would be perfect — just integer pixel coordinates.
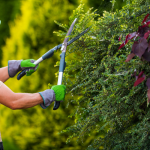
[[118, 42, 125, 50], [125, 53, 135, 62], [142, 49, 150, 62], [138, 25, 149, 37], [146, 20, 150, 26], [118, 32, 137, 50], [125, 32, 137, 44], [132, 41, 138, 52], [134, 77, 145, 87], [133, 71, 146, 87], [144, 30, 150, 39], [138, 71, 144, 78], [132, 38, 148, 58], [125, 34, 130, 44], [142, 14, 149, 24]]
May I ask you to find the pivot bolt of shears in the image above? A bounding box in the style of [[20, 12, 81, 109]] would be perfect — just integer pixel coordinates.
[[61, 43, 65, 51]]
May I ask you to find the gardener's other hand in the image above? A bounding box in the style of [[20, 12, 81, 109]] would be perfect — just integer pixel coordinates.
[[39, 85, 66, 109], [20, 59, 39, 76], [8, 59, 39, 77]]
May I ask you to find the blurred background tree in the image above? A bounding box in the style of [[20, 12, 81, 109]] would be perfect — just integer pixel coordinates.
[[0, 0, 126, 149], [0, 0, 21, 67]]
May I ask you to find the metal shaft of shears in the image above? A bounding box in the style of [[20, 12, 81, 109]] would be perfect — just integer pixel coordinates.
[[17, 27, 90, 80], [53, 18, 78, 110], [33, 27, 90, 66]]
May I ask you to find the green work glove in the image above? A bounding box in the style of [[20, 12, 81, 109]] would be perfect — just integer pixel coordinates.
[[39, 85, 66, 109], [8, 59, 39, 77], [20, 59, 39, 76], [51, 85, 66, 101]]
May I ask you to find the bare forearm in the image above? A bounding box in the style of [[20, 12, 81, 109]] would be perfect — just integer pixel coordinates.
[[12, 93, 43, 109], [0, 83, 43, 109], [0, 67, 10, 82]]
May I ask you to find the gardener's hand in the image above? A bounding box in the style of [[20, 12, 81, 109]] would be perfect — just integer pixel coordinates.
[[39, 85, 66, 109], [20, 59, 39, 76], [51, 85, 66, 101], [8, 59, 39, 77]]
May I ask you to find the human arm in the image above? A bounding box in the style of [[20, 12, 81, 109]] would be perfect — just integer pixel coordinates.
[[0, 82, 66, 110], [0, 67, 10, 82], [0, 60, 43, 108], [0, 82, 44, 109], [0, 60, 66, 109], [0, 59, 39, 83]]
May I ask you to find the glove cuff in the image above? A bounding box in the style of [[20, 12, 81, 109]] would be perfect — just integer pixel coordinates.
[[39, 89, 55, 109], [8, 60, 22, 77]]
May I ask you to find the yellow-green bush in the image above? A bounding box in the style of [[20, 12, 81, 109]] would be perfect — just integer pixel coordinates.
[[1, 0, 86, 149]]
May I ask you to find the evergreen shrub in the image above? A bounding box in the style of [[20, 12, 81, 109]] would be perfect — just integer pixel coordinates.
[[55, 1, 150, 149]]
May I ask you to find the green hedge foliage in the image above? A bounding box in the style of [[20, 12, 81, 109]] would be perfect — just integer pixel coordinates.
[[55, 1, 150, 149]]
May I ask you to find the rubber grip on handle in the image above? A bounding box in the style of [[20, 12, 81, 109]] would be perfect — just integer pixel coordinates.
[[17, 70, 27, 80], [53, 101, 60, 110]]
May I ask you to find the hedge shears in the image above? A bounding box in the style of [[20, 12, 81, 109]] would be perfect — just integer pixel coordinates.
[[17, 18, 90, 110]]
